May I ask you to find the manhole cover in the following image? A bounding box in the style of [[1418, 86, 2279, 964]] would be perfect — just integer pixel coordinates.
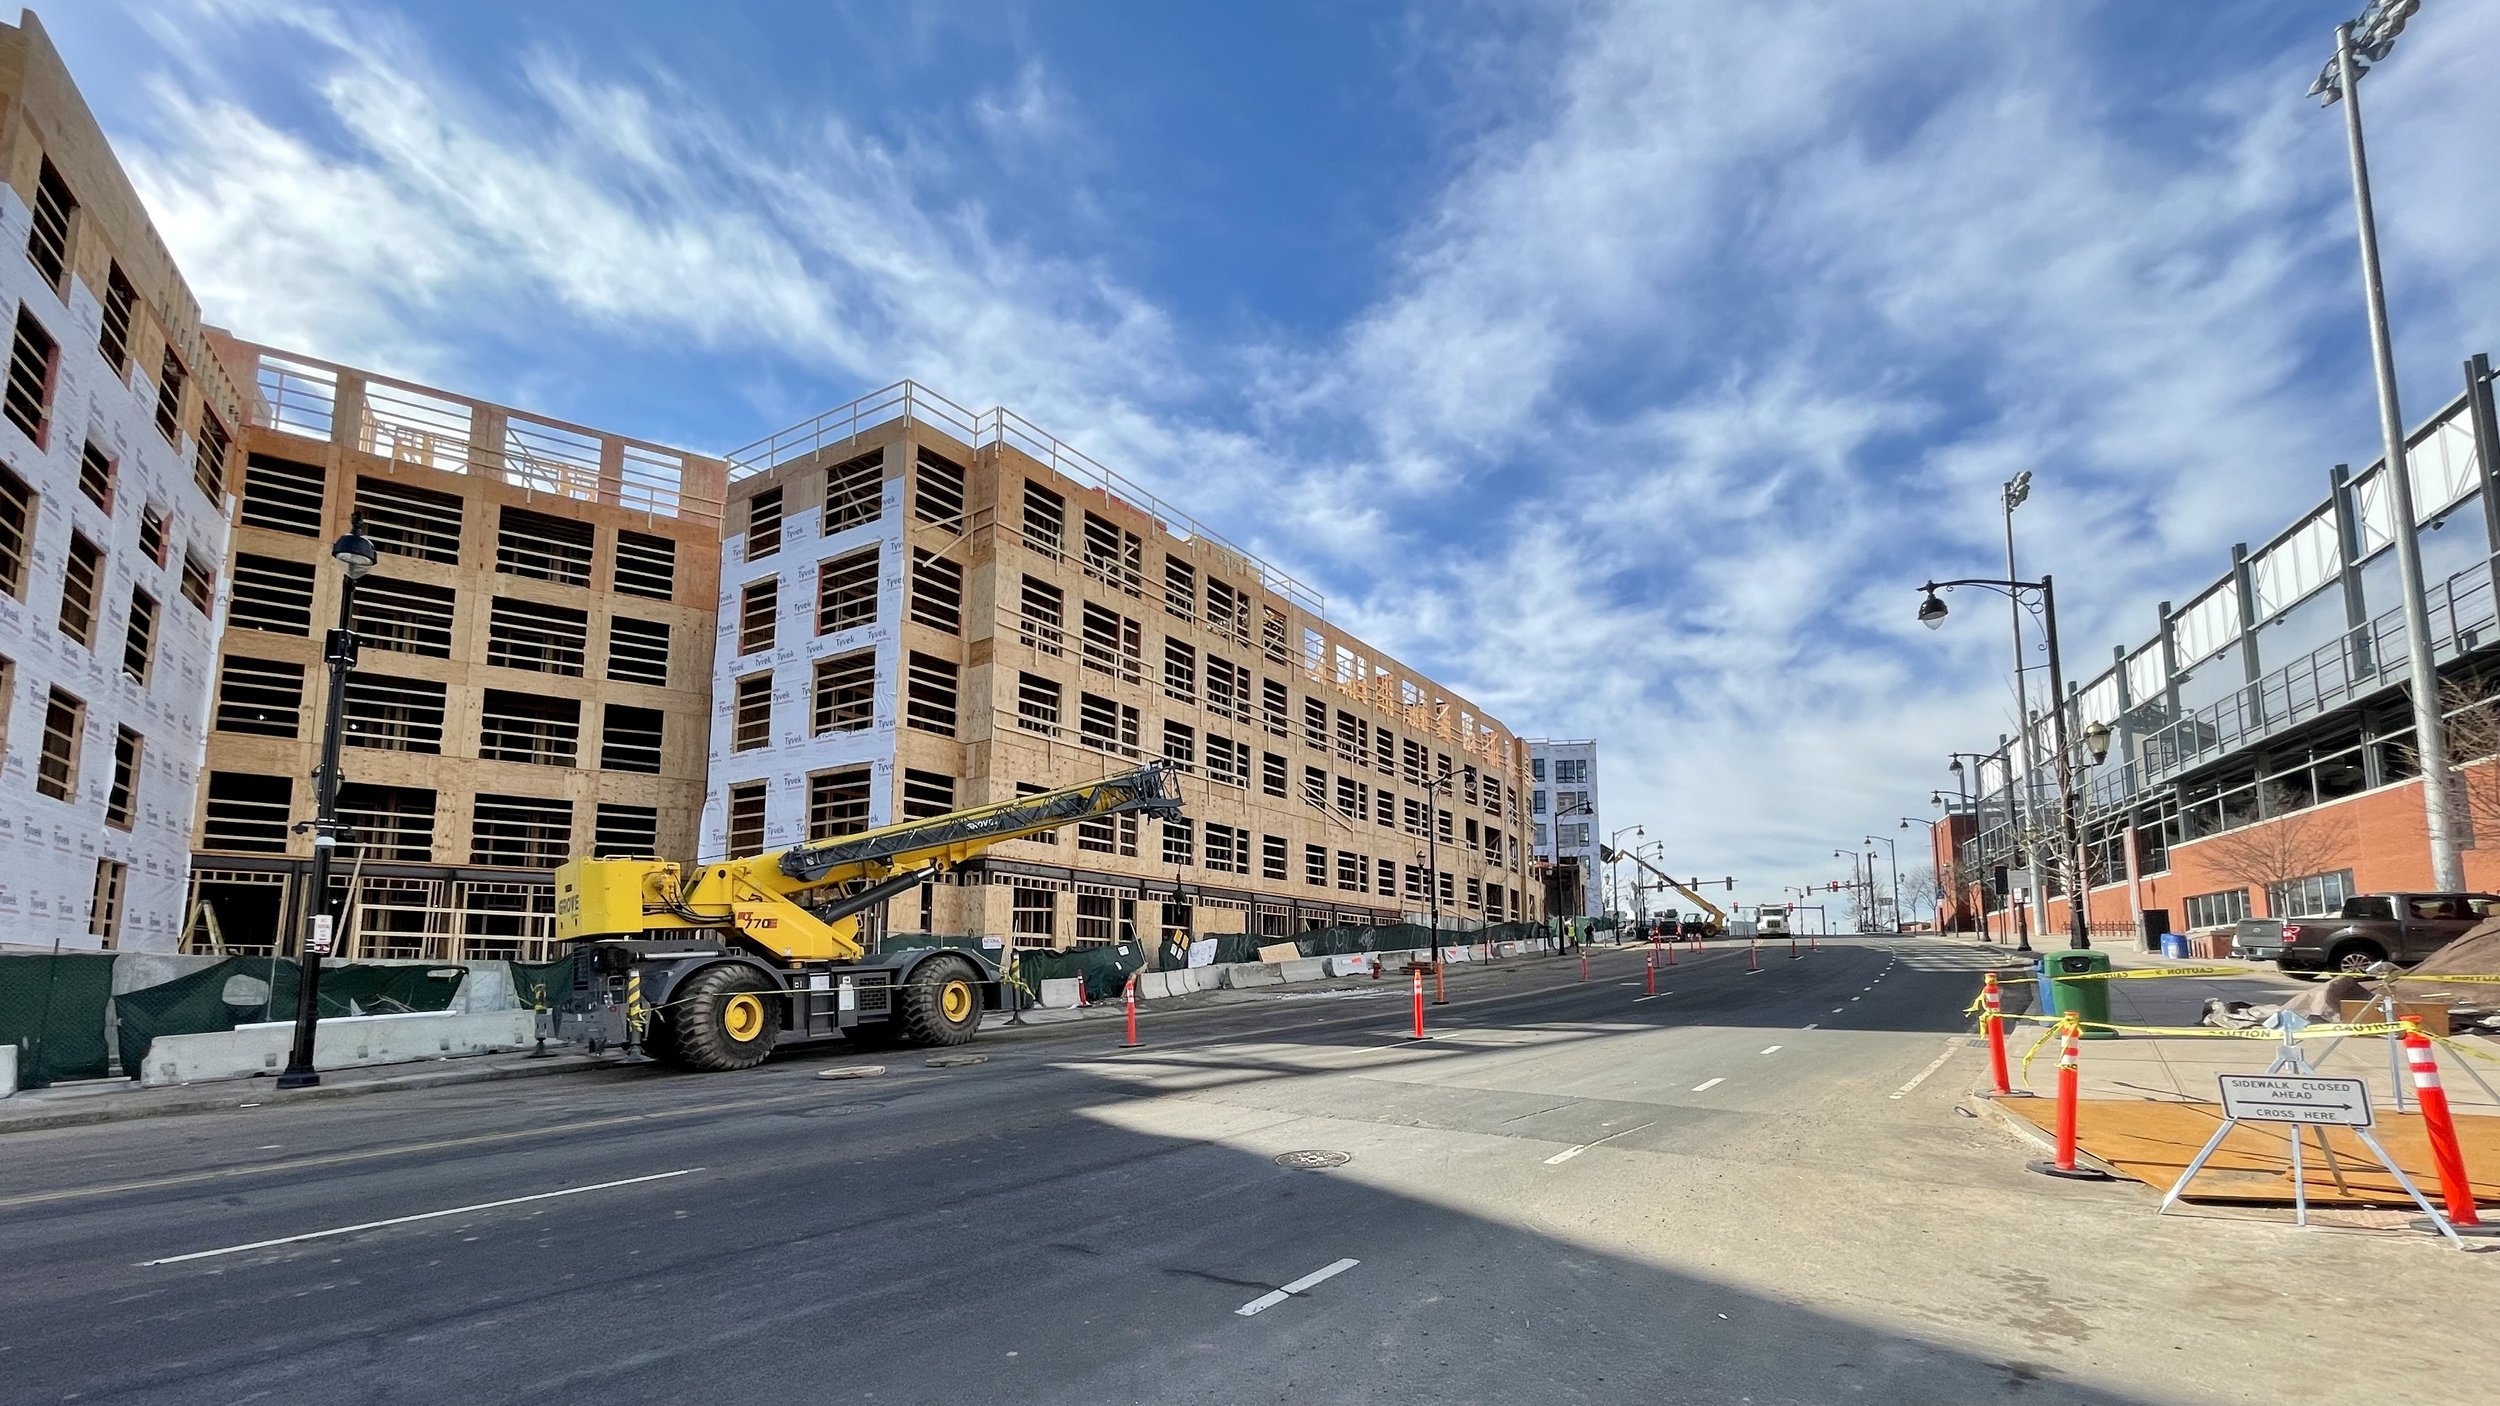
[[1274, 1150, 1352, 1170]]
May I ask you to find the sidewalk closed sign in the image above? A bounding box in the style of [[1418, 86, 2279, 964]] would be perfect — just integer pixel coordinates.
[[2216, 1074, 2372, 1127]]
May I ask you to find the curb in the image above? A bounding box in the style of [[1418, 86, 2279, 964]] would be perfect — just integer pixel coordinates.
[[0, 948, 1637, 1134], [0, 1052, 623, 1136], [1959, 1086, 2129, 1182]]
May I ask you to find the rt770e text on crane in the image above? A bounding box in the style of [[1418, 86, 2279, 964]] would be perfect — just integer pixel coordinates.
[[549, 764, 1181, 1071]]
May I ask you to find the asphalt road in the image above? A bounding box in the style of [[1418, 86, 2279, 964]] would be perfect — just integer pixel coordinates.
[[3, 937, 2489, 1405]]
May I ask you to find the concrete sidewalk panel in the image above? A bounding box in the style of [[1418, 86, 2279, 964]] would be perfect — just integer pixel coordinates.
[[140, 1011, 537, 1088]]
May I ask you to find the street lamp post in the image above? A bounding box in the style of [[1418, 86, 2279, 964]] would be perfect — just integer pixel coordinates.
[[1423, 766, 1460, 976], [1920, 578, 2115, 949], [2310, 3, 2463, 892], [1831, 849, 1866, 932], [1607, 824, 1644, 933], [1550, 796, 1595, 951], [1900, 818, 1942, 928], [276, 519, 380, 1091], [1863, 834, 1898, 935], [1997, 473, 2053, 937]]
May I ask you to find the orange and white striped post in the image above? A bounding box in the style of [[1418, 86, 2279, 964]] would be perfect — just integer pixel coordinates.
[[1981, 973, 2013, 1097], [1121, 974, 1140, 1048], [1410, 966, 1426, 1040], [2029, 1013, 2110, 1180], [2402, 1019, 2482, 1227], [1645, 945, 1658, 996]]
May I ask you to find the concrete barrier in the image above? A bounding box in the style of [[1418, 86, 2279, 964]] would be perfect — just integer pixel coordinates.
[[1277, 958, 1329, 984], [1037, 977, 1082, 1009], [1327, 954, 1374, 978], [1496, 942, 1520, 957], [1219, 963, 1284, 989], [1186, 968, 1223, 992], [138, 1010, 537, 1088], [1, 1042, 16, 1098], [1136, 971, 1176, 1000]]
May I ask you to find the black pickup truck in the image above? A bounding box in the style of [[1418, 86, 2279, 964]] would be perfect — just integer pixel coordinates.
[[2235, 891, 2500, 974]]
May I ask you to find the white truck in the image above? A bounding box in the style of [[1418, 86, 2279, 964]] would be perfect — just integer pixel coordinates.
[[1758, 904, 1791, 938]]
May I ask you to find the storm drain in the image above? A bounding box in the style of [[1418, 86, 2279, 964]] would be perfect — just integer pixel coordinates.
[[1274, 1150, 1352, 1170]]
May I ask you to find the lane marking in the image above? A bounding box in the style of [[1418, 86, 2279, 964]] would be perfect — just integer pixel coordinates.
[[1691, 1077, 1725, 1093], [1803, 1023, 1819, 1030], [1831, 1007, 1844, 1013], [1759, 1045, 1782, 1055], [1632, 992, 1673, 1002], [1890, 1044, 1963, 1101], [141, 1168, 705, 1266], [0, 1092, 819, 1211], [1851, 997, 1861, 1002], [1542, 1120, 1658, 1165], [1236, 1257, 1361, 1316]]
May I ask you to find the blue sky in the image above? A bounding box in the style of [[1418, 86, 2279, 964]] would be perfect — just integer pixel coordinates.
[[50, 0, 2500, 906]]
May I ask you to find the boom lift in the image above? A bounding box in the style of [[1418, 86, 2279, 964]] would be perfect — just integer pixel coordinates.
[[551, 764, 1182, 1070], [1600, 844, 1728, 937]]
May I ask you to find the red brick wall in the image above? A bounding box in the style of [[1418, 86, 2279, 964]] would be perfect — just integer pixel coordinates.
[[2013, 758, 2500, 944]]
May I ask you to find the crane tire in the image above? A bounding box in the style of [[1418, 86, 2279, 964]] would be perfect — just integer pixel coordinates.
[[657, 963, 782, 1071], [895, 953, 983, 1047]]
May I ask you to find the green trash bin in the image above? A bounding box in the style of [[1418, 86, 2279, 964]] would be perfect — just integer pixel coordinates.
[[2036, 951, 2116, 1039]]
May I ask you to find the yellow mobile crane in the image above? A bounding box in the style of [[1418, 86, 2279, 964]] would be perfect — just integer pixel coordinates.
[[1599, 844, 1728, 937], [551, 764, 1181, 1070]]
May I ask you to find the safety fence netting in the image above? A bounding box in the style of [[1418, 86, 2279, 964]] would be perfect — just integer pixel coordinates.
[[0, 953, 117, 1087], [109, 958, 469, 1074]]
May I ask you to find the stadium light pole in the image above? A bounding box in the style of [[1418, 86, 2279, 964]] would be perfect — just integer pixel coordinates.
[[2310, 2, 2463, 891], [276, 518, 379, 1091]]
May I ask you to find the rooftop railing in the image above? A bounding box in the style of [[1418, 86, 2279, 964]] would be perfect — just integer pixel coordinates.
[[223, 338, 725, 527], [728, 379, 1325, 617]]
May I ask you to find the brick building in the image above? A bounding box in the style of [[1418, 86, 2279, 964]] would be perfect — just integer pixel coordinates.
[[1936, 354, 2500, 946], [187, 338, 725, 959], [706, 384, 1538, 953]]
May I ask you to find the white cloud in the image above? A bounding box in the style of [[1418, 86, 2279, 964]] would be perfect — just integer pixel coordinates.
[[88, 0, 2500, 895]]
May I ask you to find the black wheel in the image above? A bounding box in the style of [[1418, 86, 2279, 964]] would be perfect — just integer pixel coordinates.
[[2330, 942, 2386, 974], [894, 953, 983, 1047], [653, 964, 782, 1071]]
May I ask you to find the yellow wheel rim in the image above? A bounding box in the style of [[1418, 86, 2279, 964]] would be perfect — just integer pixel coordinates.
[[723, 992, 766, 1042], [940, 979, 974, 1022]]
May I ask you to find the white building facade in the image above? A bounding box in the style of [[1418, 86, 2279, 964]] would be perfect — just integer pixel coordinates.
[[1527, 738, 1603, 919], [0, 19, 239, 951]]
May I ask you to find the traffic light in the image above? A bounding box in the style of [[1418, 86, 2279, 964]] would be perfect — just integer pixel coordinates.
[[1723, 876, 1734, 889]]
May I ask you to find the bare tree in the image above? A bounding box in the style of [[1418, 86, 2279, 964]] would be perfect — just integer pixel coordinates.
[[2431, 677, 2500, 844], [2191, 784, 2355, 912], [1901, 864, 1944, 926]]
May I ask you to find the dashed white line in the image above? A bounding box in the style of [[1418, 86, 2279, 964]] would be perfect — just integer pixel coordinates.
[[1236, 1257, 1362, 1316], [141, 1168, 706, 1266], [1890, 1043, 1964, 1101], [1803, 1022, 1819, 1030], [1691, 1077, 1726, 1093], [1633, 992, 1673, 1002], [1851, 997, 1861, 1002], [1543, 1120, 1658, 1165], [1759, 1045, 1783, 1055], [1831, 1007, 1844, 1013]]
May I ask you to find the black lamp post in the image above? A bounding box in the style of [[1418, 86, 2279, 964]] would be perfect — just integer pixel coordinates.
[[276, 518, 379, 1091], [1918, 577, 2114, 949], [1422, 765, 1461, 999], [1551, 796, 1595, 952]]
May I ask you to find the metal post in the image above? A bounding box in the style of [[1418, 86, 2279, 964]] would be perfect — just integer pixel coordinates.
[[2003, 482, 2049, 934], [2040, 576, 2090, 949], [276, 574, 361, 1090], [2333, 20, 2464, 892]]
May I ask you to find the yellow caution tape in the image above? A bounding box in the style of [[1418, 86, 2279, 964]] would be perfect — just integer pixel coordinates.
[[2382, 971, 2500, 985], [1992, 1010, 2413, 1040]]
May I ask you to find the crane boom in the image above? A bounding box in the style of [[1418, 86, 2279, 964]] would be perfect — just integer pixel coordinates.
[[1600, 844, 1727, 927], [556, 763, 1181, 962]]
